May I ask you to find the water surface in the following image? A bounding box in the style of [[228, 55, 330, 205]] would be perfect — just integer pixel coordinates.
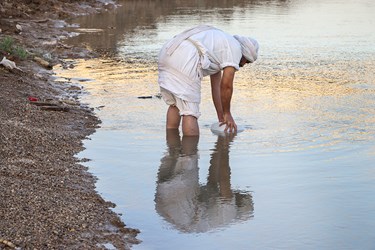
[[55, 0, 375, 249]]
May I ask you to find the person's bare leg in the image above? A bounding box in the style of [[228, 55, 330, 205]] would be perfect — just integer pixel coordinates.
[[166, 128, 181, 149], [166, 105, 181, 129], [182, 115, 199, 136], [181, 135, 199, 155]]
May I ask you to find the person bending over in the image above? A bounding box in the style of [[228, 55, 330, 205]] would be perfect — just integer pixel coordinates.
[[158, 25, 259, 136]]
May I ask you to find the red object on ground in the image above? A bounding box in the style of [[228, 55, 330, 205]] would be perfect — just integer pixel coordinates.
[[28, 96, 38, 102]]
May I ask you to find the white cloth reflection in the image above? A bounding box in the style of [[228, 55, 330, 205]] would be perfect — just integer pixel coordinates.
[[155, 130, 253, 233]]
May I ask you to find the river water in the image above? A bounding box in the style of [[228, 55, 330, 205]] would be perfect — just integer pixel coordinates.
[[55, 0, 375, 249]]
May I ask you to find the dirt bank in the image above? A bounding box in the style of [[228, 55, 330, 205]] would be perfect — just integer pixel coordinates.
[[0, 0, 139, 249]]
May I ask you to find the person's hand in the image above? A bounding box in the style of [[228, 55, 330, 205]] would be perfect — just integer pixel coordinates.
[[218, 115, 224, 123], [220, 112, 237, 133]]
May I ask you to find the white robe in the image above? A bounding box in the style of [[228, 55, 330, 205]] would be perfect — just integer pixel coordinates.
[[158, 27, 242, 103]]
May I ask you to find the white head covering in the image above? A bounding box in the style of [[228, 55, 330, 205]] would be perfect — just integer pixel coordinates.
[[233, 35, 259, 63]]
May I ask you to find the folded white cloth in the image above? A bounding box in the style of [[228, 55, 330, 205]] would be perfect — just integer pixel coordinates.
[[210, 122, 245, 134], [166, 25, 217, 56], [233, 35, 259, 63]]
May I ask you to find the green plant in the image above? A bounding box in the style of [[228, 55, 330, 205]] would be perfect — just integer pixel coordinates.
[[0, 36, 29, 60], [13, 45, 29, 60], [0, 36, 14, 53]]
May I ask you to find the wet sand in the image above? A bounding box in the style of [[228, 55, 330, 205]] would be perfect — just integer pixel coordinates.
[[0, 0, 139, 249]]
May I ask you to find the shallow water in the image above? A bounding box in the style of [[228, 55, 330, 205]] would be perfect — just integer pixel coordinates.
[[55, 0, 375, 249]]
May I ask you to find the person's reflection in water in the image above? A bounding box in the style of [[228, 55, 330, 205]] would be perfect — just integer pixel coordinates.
[[155, 130, 200, 231], [155, 130, 253, 233]]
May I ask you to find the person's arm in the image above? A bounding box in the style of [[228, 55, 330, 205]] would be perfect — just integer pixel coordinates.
[[210, 71, 224, 122], [220, 66, 237, 132]]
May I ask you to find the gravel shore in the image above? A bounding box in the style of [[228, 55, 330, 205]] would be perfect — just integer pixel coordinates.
[[0, 0, 139, 249]]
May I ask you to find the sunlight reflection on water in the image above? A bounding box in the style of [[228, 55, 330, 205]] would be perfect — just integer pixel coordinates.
[[55, 0, 375, 249]]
